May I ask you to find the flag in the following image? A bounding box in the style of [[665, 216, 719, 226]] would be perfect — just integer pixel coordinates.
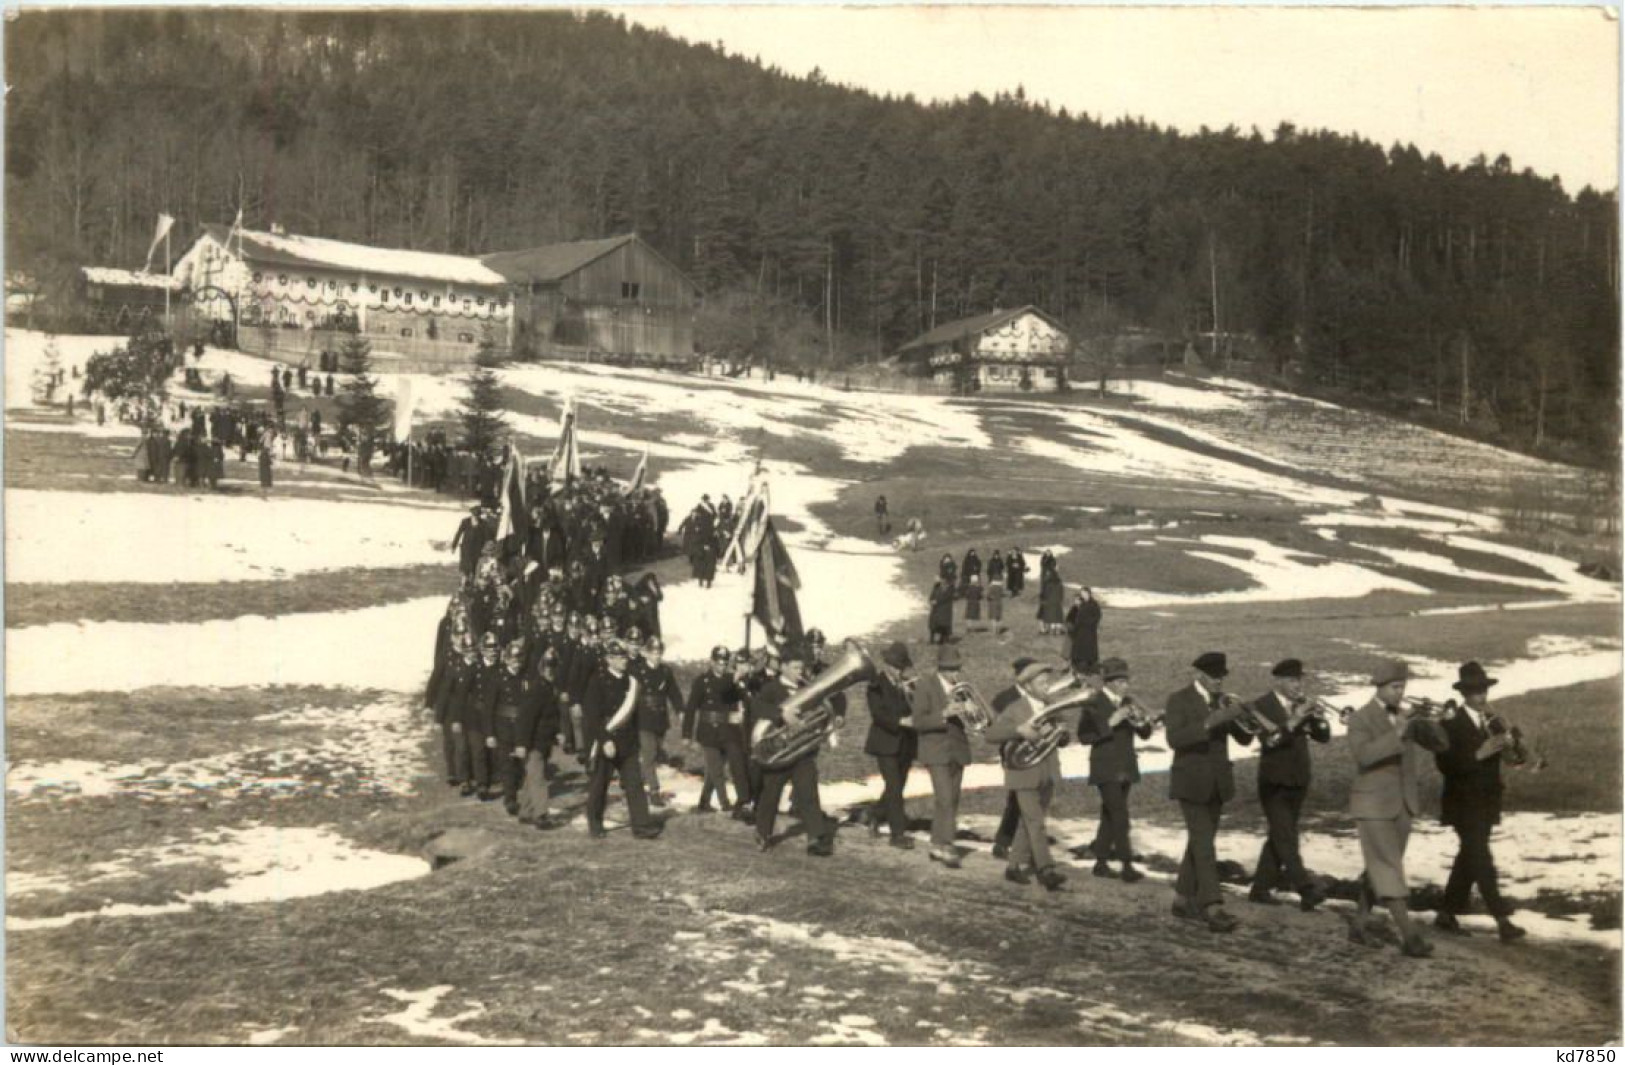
[[722, 474, 770, 573], [547, 397, 581, 484], [393, 377, 415, 441], [143, 213, 176, 274], [495, 445, 529, 544], [751, 518, 804, 645], [627, 445, 649, 493]]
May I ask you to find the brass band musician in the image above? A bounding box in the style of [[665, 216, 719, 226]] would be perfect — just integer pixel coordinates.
[[911, 644, 975, 869], [1074, 657, 1150, 883], [1248, 658, 1330, 910], [751, 653, 836, 857]]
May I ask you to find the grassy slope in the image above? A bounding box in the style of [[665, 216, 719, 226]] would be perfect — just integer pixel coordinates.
[[5, 367, 1620, 1046]]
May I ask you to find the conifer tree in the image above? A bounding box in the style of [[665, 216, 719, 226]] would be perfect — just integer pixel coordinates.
[[459, 329, 509, 457]]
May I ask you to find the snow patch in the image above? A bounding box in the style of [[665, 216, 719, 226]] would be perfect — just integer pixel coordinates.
[[370, 987, 522, 1046]]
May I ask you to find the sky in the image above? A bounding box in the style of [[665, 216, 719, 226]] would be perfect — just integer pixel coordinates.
[[616, 4, 1620, 192]]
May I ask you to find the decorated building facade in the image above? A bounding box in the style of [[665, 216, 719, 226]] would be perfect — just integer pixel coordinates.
[[898, 305, 1072, 391]]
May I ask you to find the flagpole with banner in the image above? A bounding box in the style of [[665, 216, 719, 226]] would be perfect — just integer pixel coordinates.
[[496, 443, 529, 548]]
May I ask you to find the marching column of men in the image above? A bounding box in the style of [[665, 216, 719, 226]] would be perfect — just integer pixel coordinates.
[[426, 578, 1533, 957]]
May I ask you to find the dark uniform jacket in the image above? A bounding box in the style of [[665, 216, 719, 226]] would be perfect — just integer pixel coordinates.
[[1075, 689, 1154, 785], [1435, 707, 1505, 827], [1252, 690, 1330, 789], [582, 667, 641, 755], [911, 672, 973, 767], [863, 676, 918, 759], [684, 670, 738, 747], [433, 657, 475, 726], [495, 668, 543, 740], [564, 642, 601, 707], [466, 662, 503, 734], [1165, 683, 1255, 804], [633, 660, 684, 735]]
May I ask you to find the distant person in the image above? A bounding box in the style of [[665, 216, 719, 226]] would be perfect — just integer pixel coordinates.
[[1005, 547, 1028, 597], [875, 495, 891, 537], [1064, 588, 1103, 672]]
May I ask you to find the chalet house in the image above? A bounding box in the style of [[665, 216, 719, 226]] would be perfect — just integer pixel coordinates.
[[898, 305, 1071, 391], [169, 225, 698, 371]]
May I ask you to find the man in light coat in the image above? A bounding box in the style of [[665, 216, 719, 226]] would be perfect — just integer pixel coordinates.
[[983, 661, 1071, 892], [911, 644, 975, 869], [1348, 659, 1448, 957]]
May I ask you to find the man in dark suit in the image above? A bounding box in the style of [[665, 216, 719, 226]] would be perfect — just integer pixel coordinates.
[[451, 506, 490, 579], [1434, 661, 1526, 942], [1165, 651, 1254, 932], [1248, 658, 1330, 910], [582, 639, 661, 840], [911, 644, 974, 869], [863, 641, 918, 849], [1075, 657, 1152, 883]]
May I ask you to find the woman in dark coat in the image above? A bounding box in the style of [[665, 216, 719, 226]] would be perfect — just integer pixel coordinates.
[[1037, 557, 1065, 634], [1064, 588, 1103, 671], [928, 578, 955, 644], [987, 549, 1006, 587], [694, 535, 719, 588], [960, 548, 982, 592], [1005, 547, 1027, 597], [938, 553, 958, 590]]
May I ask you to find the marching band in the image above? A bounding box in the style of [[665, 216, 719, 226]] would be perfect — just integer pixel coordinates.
[[428, 565, 1541, 960]]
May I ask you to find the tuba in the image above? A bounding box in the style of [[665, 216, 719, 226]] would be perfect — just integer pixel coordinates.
[[752, 639, 877, 770], [1004, 688, 1095, 771], [946, 680, 995, 733]]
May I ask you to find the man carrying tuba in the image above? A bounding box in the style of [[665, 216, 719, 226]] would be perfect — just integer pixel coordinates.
[[751, 651, 837, 857], [862, 642, 919, 849], [911, 644, 976, 869], [983, 661, 1071, 892], [1073, 658, 1151, 883]]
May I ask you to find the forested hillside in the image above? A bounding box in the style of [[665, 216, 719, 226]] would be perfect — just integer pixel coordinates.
[[5, 8, 1617, 459]]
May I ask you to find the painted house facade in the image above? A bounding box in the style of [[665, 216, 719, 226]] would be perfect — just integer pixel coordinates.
[[898, 305, 1071, 391], [169, 225, 698, 371], [175, 225, 513, 371]]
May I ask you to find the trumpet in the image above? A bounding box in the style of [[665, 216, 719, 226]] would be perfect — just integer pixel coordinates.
[[1298, 696, 1355, 728], [1121, 695, 1164, 730], [1402, 695, 1459, 722], [945, 680, 995, 733], [1222, 693, 1283, 739]]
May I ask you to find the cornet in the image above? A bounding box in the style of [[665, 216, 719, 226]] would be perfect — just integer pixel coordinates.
[[1402, 695, 1459, 722], [1486, 711, 1547, 771], [1222, 693, 1282, 739], [1298, 696, 1355, 728], [1121, 695, 1163, 730]]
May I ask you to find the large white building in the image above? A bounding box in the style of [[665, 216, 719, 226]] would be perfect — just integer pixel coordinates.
[[898, 305, 1072, 391]]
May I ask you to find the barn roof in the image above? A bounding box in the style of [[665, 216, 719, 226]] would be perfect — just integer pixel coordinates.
[[198, 224, 506, 287], [480, 234, 638, 284], [897, 305, 1067, 352]]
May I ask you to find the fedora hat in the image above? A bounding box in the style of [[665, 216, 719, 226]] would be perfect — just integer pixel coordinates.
[[1452, 660, 1499, 693]]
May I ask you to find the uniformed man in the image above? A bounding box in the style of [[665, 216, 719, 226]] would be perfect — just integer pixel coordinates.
[[684, 647, 750, 814], [581, 639, 662, 839], [632, 635, 684, 807], [464, 632, 504, 801], [1248, 658, 1330, 910]]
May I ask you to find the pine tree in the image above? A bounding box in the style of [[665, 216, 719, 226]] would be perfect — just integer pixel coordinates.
[[459, 329, 509, 458], [81, 324, 176, 429], [335, 333, 389, 474]]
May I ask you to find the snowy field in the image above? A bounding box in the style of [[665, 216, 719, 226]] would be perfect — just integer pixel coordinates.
[[5, 327, 1619, 1044]]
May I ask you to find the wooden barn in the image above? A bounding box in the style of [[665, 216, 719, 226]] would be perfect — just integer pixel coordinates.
[[898, 305, 1071, 391], [483, 234, 698, 362], [78, 266, 181, 333]]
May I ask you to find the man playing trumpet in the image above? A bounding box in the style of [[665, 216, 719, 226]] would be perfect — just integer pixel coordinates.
[[1433, 661, 1526, 942], [1166, 652, 1255, 932], [1248, 658, 1330, 910], [1074, 658, 1151, 883], [1348, 659, 1448, 957]]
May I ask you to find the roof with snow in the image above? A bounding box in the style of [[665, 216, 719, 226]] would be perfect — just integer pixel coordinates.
[[81, 266, 182, 291], [898, 305, 1067, 352], [199, 224, 507, 287], [479, 234, 638, 284]]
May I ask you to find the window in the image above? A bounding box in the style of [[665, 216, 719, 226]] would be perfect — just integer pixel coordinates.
[[404, 292, 413, 305], [419, 290, 428, 301], [252, 272, 264, 283], [326, 280, 336, 291], [432, 295, 441, 308], [305, 310, 315, 321], [369, 284, 378, 294], [278, 274, 288, 286], [621, 282, 641, 300], [382, 290, 391, 302], [393, 287, 403, 299], [476, 296, 485, 306], [349, 282, 358, 293], [306, 277, 316, 288], [463, 299, 472, 311], [400, 327, 415, 338]]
